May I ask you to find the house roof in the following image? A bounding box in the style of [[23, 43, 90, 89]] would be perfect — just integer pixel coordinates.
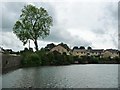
[[105, 49, 119, 53], [73, 49, 105, 52], [90, 49, 104, 53], [50, 45, 68, 51], [73, 49, 87, 52]]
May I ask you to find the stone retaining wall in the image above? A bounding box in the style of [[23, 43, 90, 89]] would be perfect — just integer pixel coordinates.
[[1, 53, 22, 73]]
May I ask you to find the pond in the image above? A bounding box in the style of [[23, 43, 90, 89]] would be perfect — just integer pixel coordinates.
[[2, 64, 119, 88]]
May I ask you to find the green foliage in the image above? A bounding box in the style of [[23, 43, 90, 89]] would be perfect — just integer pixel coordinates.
[[79, 46, 85, 49], [44, 43, 56, 51], [72, 56, 99, 64], [21, 49, 74, 67], [20, 46, 120, 67], [21, 52, 41, 67], [13, 4, 53, 51], [87, 46, 92, 50], [73, 46, 78, 50]]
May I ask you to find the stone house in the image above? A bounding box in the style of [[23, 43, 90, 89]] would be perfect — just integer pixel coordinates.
[[50, 45, 70, 55], [50, 44, 119, 58], [88, 49, 104, 57], [103, 49, 119, 58], [72, 48, 87, 57], [72, 49, 104, 58]]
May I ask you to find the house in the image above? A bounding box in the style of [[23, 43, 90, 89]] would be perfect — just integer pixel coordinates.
[[88, 49, 104, 57], [72, 48, 104, 58], [72, 48, 87, 57], [50, 45, 69, 55], [103, 49, 119, 58]]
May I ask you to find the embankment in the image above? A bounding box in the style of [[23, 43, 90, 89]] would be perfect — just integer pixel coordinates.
[[1, 53, 22, 74]]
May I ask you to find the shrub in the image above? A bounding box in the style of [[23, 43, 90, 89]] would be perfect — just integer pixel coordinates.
[[21, 52, 41, 67]]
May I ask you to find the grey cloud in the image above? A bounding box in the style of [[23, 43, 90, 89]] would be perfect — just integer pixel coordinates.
[[2, 2, 26, 31], [0, 32, 24, 51], [91, 2, 118, 49], [43, 26, 92, 47], [118, 2, 120, 49], [92, 2, 117, 35], [2, 2, 56, 31], [2, 2, 91, 48], [1, 2, 118, 50], [92, 28, 106, 35]]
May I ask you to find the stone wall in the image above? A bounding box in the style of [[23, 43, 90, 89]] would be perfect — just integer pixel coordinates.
[[1, 53, 22, 73]]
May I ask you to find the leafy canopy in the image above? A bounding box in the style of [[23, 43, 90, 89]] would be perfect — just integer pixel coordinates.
[[13, 4, 53, 45]]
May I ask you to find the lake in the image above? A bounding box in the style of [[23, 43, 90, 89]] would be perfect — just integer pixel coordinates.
[[2, 64, 119, 88]]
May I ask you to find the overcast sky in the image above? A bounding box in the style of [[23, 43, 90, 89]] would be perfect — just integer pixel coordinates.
[[0, 0, 120, 51]]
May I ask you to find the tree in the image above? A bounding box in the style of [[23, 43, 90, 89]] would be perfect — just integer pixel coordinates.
[[73, 46, 78, 50], [45, 43, 56, 51], [58, 42, 70, 51], [13, 4, 53, 51], [79, 46, 85, 49], [87, 46, 92, 50]]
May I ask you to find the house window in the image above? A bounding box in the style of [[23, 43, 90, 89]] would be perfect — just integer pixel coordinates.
[[81, 52, 83, 54]]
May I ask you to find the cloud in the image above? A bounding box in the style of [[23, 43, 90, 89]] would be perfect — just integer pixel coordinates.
[[43, 26, 92, 47], [0, 31, 24, 50], [1, 1, 119, 51], [2, 2, 26, 31]]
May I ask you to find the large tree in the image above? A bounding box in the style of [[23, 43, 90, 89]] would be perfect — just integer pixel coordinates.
[[13, 4, 53, 51]]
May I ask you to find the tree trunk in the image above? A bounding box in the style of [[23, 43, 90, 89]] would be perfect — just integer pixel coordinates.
[[34, 39, 38, 51]]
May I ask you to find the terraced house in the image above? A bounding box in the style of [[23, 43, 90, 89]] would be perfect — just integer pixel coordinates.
[[87, 49, 104, 58], [49, 44, 119, 58], [72, 48, 87, 57], [72, 47, 119, 58]]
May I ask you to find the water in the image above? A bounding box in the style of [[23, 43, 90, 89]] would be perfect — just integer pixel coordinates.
[[2, 64, 118, 88]]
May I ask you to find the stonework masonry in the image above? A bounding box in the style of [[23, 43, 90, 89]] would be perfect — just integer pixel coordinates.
[[1, 53, 22, 73]]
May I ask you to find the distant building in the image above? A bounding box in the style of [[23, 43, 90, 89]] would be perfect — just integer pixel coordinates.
[[72, 48, 104, 58], [72, 48, 120, 59], [72, 48, 87, 57], [88, 49, 104, 58], [103, 49, 119, 58], [50, 45, 70, 55]]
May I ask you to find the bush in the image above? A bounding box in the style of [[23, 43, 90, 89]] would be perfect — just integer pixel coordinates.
[[21, 52, 41, 67]]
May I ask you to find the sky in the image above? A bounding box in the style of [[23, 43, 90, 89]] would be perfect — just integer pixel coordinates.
[[0, 0, 120, 51]]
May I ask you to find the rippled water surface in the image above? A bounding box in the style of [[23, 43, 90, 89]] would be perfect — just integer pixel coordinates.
[[2, 64, 118, 88]]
